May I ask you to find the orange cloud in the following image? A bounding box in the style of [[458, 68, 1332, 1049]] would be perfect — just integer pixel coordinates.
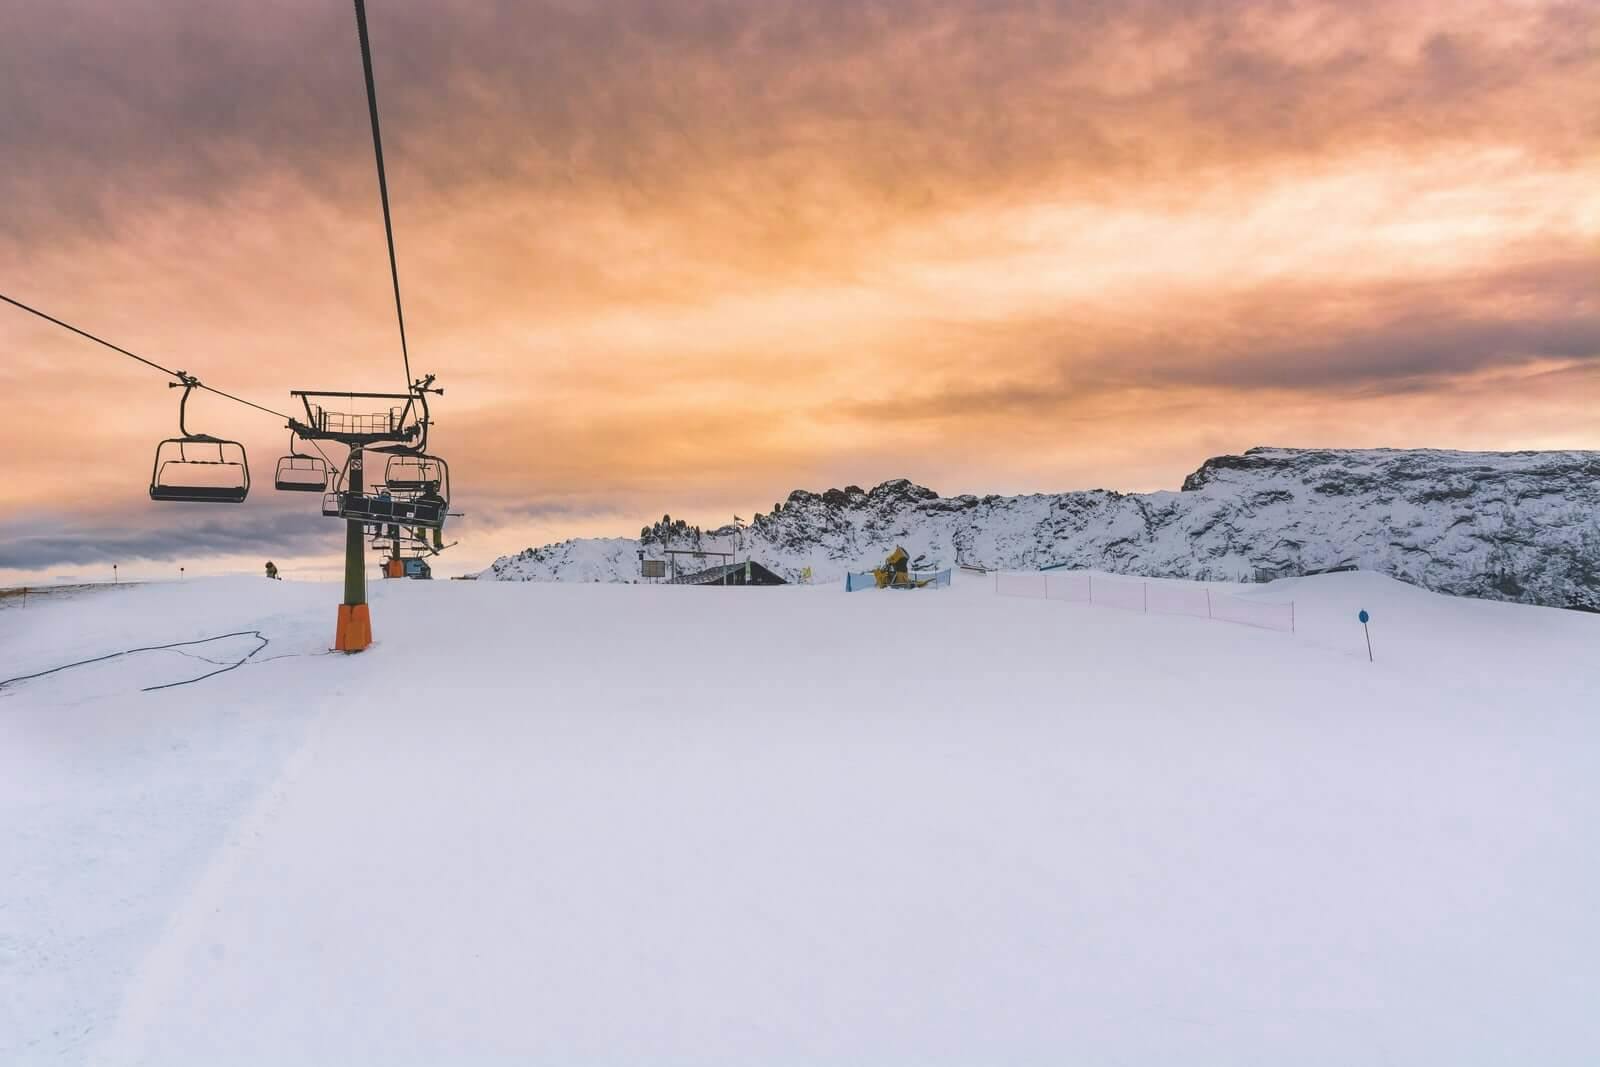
[[1, 0, 1595, 578]]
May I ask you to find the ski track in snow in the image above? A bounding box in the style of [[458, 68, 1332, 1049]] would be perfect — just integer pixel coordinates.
[[2, 572, 1598, 1065], [92, 679, 343, 1067]]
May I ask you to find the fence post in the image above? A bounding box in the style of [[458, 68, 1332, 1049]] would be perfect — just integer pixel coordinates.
[[1142, 583, 1148, 613], [1205, 588, 1212, 618], [1291, 601, 1295, 633], [1088, 574, 1093, 604]]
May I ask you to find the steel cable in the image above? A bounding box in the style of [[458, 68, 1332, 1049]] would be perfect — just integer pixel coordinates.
[[0, 630, 272, 693], [0, 291, 341, 470], [353, 0, 414, 393]]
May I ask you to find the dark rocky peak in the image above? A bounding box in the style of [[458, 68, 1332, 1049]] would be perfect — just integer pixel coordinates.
[[1180, 447, 1303, 492], [866, 478, 939, 503]]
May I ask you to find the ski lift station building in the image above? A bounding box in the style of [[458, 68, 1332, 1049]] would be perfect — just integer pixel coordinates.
[[671, 561, 788, 587]]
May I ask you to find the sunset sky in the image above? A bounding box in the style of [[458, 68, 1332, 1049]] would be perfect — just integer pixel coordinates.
[[1, 0, 1595, 582]]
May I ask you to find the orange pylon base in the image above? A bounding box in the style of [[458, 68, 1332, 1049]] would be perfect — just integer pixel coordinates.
[[335, 602, 373, 653]]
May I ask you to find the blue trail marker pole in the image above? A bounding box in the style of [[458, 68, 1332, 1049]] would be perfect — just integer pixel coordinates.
[[1359, 609, 1373, 662]]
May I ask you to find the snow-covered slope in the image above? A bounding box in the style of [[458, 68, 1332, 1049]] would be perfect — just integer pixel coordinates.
[[482, 447, 1600, 611], [483, 536, 641, 584], [5, 574, 1599, 1063]]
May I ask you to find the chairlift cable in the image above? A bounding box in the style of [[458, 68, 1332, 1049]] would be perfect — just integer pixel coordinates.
[[0, 290, 340, 469], [352, 0, 414, 393], [2, 291, 185, 380]]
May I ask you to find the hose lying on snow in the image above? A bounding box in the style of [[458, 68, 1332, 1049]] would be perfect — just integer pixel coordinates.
[[0, 630, 270, 693]]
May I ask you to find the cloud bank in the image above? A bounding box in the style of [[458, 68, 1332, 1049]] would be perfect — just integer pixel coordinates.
[[1, 0, 1595, 576]]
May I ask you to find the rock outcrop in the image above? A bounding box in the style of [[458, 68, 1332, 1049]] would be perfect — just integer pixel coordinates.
[[481, 448, 1600, 611]]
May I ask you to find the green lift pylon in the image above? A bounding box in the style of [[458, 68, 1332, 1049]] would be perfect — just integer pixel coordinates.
[[338, 448, 371, 650], [288, 382, 441, 653]]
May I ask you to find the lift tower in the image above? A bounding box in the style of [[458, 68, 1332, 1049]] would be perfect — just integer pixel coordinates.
[[289, 379, 441, 651]]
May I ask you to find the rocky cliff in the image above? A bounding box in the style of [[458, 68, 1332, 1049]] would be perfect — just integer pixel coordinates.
[[481, 447, 1600, 611]]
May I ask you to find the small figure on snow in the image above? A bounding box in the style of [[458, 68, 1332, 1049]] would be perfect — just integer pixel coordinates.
[[265, 561, 280, 580]]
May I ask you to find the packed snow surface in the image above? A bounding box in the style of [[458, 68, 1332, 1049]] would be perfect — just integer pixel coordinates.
[[3, 573, 1597, 1065]]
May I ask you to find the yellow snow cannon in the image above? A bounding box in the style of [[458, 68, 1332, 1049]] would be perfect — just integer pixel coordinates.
[[873, 546, 933, 589]]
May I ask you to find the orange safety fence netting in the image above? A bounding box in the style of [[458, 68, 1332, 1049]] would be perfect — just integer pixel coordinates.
[[994, 570, 1294, 633]]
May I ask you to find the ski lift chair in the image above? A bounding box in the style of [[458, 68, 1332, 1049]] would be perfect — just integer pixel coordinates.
[[150, 438, 250, 502], [330, 450, 448, 528], [274, 434, 331, 492], [382, 453, 446, 494], [335, 489, 446, 528], [149, 377, 250, 503]]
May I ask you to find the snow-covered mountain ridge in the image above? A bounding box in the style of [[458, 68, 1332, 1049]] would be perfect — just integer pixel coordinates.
[[481, 447, 1600, 610]]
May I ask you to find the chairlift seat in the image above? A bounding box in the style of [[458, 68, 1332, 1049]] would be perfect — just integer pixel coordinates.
[[275, 453, 330, 492], [149, 483, 249, 504], [332, 491, 446, 529], [149, 435, 250, 504], [383, 477, 435, 492], [383, 453, 448, 495]]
